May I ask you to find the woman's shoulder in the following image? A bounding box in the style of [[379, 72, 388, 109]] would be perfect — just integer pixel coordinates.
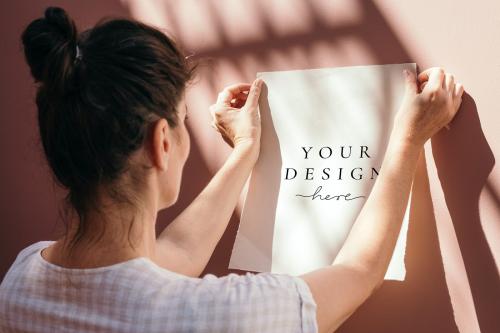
[[146, 271, 318, 332], [15, 240, 55, 262], [0, 243, 318, 332], [2, 240, 54, 276]]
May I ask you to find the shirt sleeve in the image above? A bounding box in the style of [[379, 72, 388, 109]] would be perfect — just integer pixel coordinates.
[[176, 271, 318, 333]]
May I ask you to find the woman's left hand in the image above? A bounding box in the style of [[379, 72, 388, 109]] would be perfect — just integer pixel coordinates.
[[209, 79, 263, 152]]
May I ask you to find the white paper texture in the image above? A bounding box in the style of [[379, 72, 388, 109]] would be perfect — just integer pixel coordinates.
[[228, 63, 415, 280]]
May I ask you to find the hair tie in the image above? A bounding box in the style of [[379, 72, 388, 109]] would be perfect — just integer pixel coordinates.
[[75, 45, 82, 62]]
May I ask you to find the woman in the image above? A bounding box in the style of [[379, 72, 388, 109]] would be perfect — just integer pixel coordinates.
[[0, 6, 463, 333]]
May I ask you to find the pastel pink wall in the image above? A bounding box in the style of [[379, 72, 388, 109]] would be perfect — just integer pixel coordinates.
[[1, 1, 498, 332]]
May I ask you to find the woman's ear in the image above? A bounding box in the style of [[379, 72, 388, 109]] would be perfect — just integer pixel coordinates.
[[151, 118, 170, 171]]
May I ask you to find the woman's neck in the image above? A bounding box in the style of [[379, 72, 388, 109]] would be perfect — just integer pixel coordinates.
[[42, 206, 158, 269]]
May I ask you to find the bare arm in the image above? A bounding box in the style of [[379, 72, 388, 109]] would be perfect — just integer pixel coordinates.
[[155, 79, 263, 277], [300, 136, 421, 333], [333, 139, 421, 282], [299, 67, 464, 333], [155, 144, 257, 277]]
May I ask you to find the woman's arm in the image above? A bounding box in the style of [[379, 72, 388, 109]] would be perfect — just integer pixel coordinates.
[[300, 67, 464, 333], [155, 143, 257, 277], [300, 135, 421, 333], [155, 79, 263, 277]]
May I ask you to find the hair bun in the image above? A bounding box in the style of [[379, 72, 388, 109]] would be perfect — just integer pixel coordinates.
[[21, 6, 78, 85]]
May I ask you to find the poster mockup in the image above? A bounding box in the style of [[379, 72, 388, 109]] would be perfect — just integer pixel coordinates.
[[228, 63, 416, 280]]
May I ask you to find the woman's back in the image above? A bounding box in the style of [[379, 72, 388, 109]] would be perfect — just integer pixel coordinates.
[[0, 241, 317, 333]]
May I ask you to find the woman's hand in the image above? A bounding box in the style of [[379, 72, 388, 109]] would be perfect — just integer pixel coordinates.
[[392, 67, 464, 147], [209, 79, 263, 154]]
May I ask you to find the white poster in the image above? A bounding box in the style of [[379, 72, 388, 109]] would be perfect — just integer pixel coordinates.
[[228, 63, 415, 280]]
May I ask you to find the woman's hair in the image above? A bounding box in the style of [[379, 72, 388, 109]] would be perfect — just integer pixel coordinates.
[[21, 7, 196, 250]]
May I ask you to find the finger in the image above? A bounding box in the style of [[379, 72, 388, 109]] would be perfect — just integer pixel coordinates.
[[417, 66, 442, 83], [454, 82, 464, 99], [215, 122, 227, 137], [216, 123, 234, 148], [417, 71, 429, 83], [211, 121, 218, 131], [423, 67, 445, 92], [245, 78, 263, 109], [419, 81, 427, 92], [445, 73, 455, 92], [216, 83, 252, 105]]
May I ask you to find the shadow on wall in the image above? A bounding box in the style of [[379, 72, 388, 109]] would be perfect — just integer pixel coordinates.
[[431, 94, 498, 333], [1, 0, 498, 333]]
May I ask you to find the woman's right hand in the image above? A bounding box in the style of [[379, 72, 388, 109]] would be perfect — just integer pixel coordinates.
[[393, 67, 464, 147], [209, 79, 263, 153]]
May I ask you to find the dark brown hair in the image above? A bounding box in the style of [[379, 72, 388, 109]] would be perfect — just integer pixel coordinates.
[[21, 7, 196, 250]]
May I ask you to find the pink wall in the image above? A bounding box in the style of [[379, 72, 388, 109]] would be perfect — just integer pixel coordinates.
[[1, 1, 498, 332]]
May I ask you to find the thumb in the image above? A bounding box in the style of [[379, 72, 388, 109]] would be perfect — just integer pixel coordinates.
[[245, 78, 263, 109], [403, 69, 417, 95]]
